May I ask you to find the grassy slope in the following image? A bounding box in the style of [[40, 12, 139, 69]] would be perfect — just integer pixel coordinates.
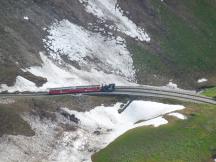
[[92, 104, 216, 162], [131, 0, 216, 87], [129, 42, 169, 85], [159, 0, 216, 71], [202, 87, 216, 98]]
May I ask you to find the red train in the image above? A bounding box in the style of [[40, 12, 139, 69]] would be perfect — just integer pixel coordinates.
[[48, 84, 115, 95]]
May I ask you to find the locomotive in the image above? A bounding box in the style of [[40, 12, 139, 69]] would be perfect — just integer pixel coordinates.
[[48, 84, 115, 95]]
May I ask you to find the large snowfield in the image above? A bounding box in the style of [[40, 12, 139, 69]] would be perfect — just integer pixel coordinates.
[[0, 100, 185, 162]]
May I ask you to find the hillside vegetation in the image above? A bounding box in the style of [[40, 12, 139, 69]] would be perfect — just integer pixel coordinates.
[[202, 87, 216, 98], [127, 0, 216, 88], [93, 103, 216, 162], [93, 1, 216, 161]]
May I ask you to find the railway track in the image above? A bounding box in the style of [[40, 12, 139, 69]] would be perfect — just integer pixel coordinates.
[[0, 92, 48, 97], [115, 86, 211, 100], [0, 86, 215, 105], [86, 86, 216, 105]]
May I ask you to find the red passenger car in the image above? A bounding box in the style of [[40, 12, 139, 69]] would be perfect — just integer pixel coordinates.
[[48, 85, 101, 95]]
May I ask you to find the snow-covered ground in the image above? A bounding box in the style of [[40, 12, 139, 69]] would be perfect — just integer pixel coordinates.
[[197, 78, 208, 83], [0, 115, 58, 162], [23, 16, 29, 20], [0, 100, 185, 162], [44, 20, 135, 81], [0, 18, 137, 92], [78, 0, 150, 42], [168, 112, 187, 120], [0, 76, 39, 92], [36, 0, 151, 89], [0, 51, 134, 92], [166, 81, 178, 89], [0, 0, 152, 92]]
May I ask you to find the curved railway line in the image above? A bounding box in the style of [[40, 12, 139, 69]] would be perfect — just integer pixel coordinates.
[[87, 86, 216, 105], [0, 85, 216, 105]]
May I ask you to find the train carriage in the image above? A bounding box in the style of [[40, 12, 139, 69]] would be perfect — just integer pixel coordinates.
[[48, 84, 115, 95]]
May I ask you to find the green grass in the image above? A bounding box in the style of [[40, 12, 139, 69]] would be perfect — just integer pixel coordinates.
[[129, 43, 169, 84], [202, 87, 216, 98], [158, 0, 216, 72], [130, 43, 166, 74], [130, 0, 216, 86], [92, 104, 216, 162]]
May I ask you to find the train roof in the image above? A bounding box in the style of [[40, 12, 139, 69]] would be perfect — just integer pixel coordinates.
[[48, 85, 101, 90]]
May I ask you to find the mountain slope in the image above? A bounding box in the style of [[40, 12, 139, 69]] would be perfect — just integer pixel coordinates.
[[0, 0, 216, 91]]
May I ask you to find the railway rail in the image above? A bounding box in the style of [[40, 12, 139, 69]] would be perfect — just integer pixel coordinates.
[[86, 86, 216, 105], [0, 85, 216, 105]]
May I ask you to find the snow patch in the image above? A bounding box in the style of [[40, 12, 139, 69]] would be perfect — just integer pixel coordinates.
[[44, 20, 136, 81], [79, 0, 150, 42], [23, 16, 29, 20], [50, 100, 185, 162], [122, 101, 185, 122], [0, 76, 38, 92], [197, 78, 208, 83], [1, 19, 140, 92], [0, 100, 185, 162], [27, 52, 134, 90], [135, 117, 168, 127], [0, 52, 134, 92], [166, 81, 178, 89], [0, 115, 58, 162], [168, 112, 187, 120]]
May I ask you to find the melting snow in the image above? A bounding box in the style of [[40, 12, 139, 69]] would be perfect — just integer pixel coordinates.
[[44, 20, 136, 81], [23, 16, 29, 20], [134, 117, 168, 127], [0, 76, 38, 92], [168, 112, 186, 120], [197, 78, 208, 83], [79, 0, 150, 42], [166, 81, 178, 89], [28, 52, 134, 89], [49, 100, 185, 162], [1, 17, 139, 92], [0, 115, 58, 162], [1, 1, 151, 93], [0, 100, 185, 162], [0, 52, 134, 92]]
